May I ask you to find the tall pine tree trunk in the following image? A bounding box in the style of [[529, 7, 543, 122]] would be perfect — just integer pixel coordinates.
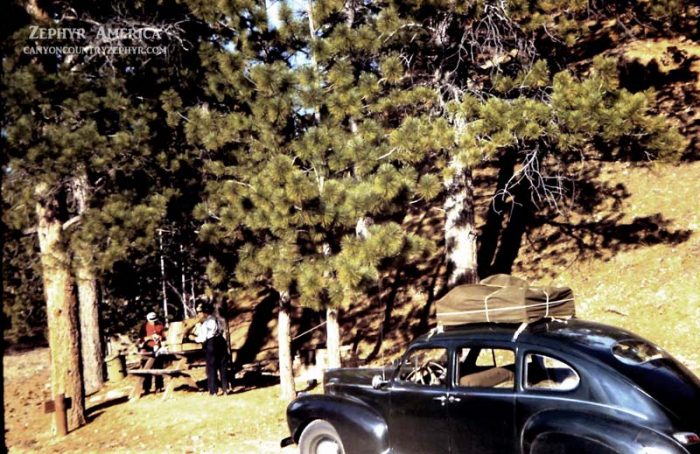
[[444, 160, 478, 287], [75, 256, 102, 394], [278, 291, 296, 401], [321, 241, 342, 369], [309, 0, 344, 372], [71, 172, 104, 395], [35, 183, 86, 432], [326, 307, 341, 368]]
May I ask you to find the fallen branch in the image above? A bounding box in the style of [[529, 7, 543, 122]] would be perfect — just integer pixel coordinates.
[[605, 307, 628, 317]]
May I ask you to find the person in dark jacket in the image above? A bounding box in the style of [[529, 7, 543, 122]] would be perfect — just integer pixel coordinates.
[[138, 311, 166, 393], [195, 302, 230, 396]]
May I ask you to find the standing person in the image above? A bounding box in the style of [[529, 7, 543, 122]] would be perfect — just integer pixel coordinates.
[[195, 302, 230, 396], [138, 312, 166, 393]]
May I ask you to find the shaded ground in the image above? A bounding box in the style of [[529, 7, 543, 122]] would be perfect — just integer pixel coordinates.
[[4, 348, 298, 453]]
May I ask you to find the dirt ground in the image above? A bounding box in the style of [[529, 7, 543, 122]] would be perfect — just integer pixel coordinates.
[[4, 348, 299, 453]]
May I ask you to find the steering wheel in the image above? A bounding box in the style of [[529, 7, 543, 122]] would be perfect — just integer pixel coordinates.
[[425, 361, 447, 384], [405, 361, 446, 385]]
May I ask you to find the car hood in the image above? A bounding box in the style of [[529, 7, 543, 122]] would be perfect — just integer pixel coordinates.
[[324, 367, 391, 388]]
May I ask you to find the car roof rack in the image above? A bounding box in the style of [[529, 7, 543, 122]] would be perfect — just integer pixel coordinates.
[[439, 316, 572, 334]]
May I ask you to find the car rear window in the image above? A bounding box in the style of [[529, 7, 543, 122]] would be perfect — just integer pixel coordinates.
[[525, 353, 580, 391], [611, 340, 667, 365]]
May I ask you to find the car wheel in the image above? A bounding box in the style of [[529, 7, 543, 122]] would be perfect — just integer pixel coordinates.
[[299, 419, 345, 454]]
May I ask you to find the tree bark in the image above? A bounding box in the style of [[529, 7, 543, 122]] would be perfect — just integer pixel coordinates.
[[35, 183, 86, 432], [320, 241, 342, 369], [492, 180, 534, 274], [278, 291, 296, 401], [477, 150, 517, 277], [326, 307, 341, 368], [71, 172, 104, 395], [75, 260, 101, 394], [444, 160, 478, 287]]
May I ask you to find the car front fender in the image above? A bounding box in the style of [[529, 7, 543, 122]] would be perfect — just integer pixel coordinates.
[[287, 394, 390, 454], [522, 409, 687, 454]]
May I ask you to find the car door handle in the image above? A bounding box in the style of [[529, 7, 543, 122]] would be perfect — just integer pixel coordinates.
[[448, 396, 461, 403], [433, 395, 447, 404]]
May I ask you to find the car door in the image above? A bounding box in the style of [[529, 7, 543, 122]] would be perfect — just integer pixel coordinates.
[[515, 347, 588, 450], [389, 345, 451, 454], [448, 343, 518, 453]]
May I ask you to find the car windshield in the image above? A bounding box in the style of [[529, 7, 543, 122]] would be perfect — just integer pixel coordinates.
[[611, 339, 667, 365]]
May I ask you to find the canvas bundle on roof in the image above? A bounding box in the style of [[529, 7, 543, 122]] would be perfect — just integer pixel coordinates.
[[436, 274, 575, 327]]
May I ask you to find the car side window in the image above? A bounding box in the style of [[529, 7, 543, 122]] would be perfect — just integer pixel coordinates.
[[525, 353, 580, 391], [457, 347, 515, 389], [396, 347, 448, 387]]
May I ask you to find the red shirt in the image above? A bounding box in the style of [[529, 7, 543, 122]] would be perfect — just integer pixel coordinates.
[[139, 321, 166, 350]]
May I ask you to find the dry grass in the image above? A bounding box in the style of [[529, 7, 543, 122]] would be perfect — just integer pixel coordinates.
[[540, 162, 700, 375], [530, 162, 700, 374], [623, 37, 700, 90], [4, 348, 298, 454]]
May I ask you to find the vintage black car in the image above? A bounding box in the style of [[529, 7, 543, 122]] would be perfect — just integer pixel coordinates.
[[283, 318, 700, 454]]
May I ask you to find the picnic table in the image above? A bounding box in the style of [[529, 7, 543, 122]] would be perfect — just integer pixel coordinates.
[[129, 348, 205, 401]]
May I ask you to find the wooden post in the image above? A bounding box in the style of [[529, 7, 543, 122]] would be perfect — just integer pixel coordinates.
[[44, 394, 72, 436], [54, 394, 68, 436], [326, 308, 341, 369]]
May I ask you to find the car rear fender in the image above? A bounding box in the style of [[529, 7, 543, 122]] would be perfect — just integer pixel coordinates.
[[522, 409, 688, 454], [287, 394, 389, 454]]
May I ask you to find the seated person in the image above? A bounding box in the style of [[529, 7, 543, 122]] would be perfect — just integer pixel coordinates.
[[138, 312, 166, 393]]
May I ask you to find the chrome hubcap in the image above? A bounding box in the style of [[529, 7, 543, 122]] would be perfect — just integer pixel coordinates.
[[316, 439, 340, 454]]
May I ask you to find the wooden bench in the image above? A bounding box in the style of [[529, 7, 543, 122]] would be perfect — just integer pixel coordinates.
[[128, 355, 200, 401]]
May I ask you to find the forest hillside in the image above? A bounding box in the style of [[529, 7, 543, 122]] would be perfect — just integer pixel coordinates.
[[2, 1, 699, 452], [226, 35, 700, 375]]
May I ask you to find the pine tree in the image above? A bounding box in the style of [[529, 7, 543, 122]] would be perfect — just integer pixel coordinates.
[[179, 0, 312, 400], [2, 0, 223, 415], [3, 0, 692, 412], [34, 183, 86, 430], [69, 169, 103, 394], [300, 0, 687, 291]]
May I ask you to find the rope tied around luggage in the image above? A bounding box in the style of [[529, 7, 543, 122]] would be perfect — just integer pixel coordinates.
[[435, 274, 576, 327], [484, 291, 495, 322]]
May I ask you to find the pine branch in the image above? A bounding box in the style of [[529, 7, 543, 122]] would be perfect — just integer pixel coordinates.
[[62, 216, 82, 231]]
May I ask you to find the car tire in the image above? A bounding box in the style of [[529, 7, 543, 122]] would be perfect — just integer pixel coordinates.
[[298, 419, 346, 454]]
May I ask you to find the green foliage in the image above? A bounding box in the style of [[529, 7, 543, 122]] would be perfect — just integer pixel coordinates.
[[1, 226, 46, 342], [2, 0, 232, 337], [2, 0, 691, 341], [380, 55, 405, 84]]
